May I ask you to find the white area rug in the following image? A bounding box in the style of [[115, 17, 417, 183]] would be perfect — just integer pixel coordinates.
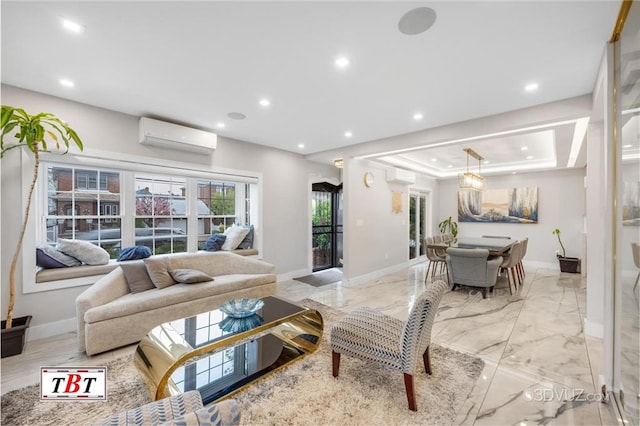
[[1, 299, 483, 425]]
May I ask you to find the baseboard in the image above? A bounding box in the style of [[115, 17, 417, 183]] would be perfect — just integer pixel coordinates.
[[26, 317, 76, 341], [523, 260, 560, 271], [278, 268, 310, 282], [584, 318, 604, 338], [343, 262, 409, 286]]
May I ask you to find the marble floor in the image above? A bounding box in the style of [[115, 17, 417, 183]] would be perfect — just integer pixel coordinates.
[[1, 263, 623, 425]]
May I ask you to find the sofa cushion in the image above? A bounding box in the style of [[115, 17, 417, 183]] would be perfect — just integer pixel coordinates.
[[84, 274, 276, 324], [221, 226, 250, 251], [203, 234, 226, 252], [36, 244, 82, 268], [144, 257, 177, 289], [169, 268, 213, 284], [117, 246, 152, 261], [237, 225, 254, 250], [57, 239, 110, 265], [120, 261, 155, 293]]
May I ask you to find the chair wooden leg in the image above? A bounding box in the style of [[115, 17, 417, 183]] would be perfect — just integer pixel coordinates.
[[423, 346, 431, 375], [403, 373, 417, 411], [482, 287, 487, 299], [634, 272, 640, 291], [332, 351, 340, 377], [506, 269, 514, 295]]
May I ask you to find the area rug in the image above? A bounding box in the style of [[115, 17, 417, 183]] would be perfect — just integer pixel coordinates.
[[1, 299, 483, 426], [294, 268, 343, 287]]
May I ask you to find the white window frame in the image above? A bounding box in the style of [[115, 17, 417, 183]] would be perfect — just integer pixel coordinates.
[[23, 149, 262, 294]]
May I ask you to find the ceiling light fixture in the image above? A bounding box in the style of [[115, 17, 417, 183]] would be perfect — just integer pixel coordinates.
[[526, 155, 533, 160], [59, 78, 74, 88], [216, 122, 225, 129], [62, 18, 83, 33], [344, 131, 353, 138], [334, 159, 344, 168], [521, 146, 528, 151], [624, 144, 633, 148], [259, 98, 271, 107], [335, 57, 350, 69], [297, 143, 305, 149], [413, 113, 423, 120], [458, 148, 486, 191], [524, 82, 539, 92]]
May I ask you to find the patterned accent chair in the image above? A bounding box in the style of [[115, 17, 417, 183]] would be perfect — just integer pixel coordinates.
[[330, 280, 449, 411], [91, 390, 240, 426]]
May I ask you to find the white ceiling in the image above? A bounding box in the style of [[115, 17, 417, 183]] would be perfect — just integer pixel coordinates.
[[1, 1, 630, 177]]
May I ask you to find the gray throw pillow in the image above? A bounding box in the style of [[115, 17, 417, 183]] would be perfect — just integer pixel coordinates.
[[169, 269, 213, 284], [144, 257, 177, 289], [120, 261, 155, 293], [56, 238, 110, 265], [36, 244, 82, 268]]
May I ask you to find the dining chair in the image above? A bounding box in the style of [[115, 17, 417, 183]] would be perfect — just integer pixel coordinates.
[[516, 238, 528, 282], [500, 241, 523, 294], [632, 242, 640, 291], [424, 237, 448, 283], [445, 248, 502, 298], [330, 280, 449, 411]]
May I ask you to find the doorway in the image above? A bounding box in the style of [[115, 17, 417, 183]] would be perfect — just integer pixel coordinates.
[[409, 192, 428, 260], [311, 182, 343, 271]]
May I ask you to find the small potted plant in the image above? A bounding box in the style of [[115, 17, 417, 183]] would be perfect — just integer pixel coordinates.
[[438, 216, 458, 239], [552, 228, 581, 273]]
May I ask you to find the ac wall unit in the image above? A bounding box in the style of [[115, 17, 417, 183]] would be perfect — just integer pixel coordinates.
[[139, 117, 217, 154], [386, 168, 416, 185]]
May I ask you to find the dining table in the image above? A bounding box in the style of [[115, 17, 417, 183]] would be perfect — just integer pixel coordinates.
[[427, 236, 514, 256]]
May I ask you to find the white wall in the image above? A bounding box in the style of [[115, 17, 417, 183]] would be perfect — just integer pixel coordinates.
[[437, 168, 586, 268], [1, 84, 339, 334]]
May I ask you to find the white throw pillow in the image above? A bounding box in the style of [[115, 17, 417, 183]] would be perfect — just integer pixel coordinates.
[[56, 238, 110, 265], [221, 226, 250, 251]]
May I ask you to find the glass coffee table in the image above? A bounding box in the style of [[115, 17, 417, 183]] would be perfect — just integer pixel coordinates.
[[134, 296, 323, 404]]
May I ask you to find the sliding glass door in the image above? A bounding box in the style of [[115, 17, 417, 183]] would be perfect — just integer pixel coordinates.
[[409, 192, 428, 260]]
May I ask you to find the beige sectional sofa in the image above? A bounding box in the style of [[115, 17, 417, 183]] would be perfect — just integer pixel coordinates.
[[76, 251, 276, 355]]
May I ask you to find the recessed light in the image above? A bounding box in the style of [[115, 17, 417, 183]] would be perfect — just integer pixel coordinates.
[[512, 171, 517, 175], [259, 98, 271, 107], [62, 19, 83, 33], [521, 146, 528, 151], [335, 56, 350, 69], [447, 165, 453, 168], [344, 131, 353, 138], [526, 155, 533, 160], [59, 79, 74, 88], [216, 122, 225, 129], [431, 158, 437, 162], [484, 160, 490, 164], [623, 144, 632, 148], [524, 82, 539, 92], [413, 113, 423, 120], [297, 143, 304, 149]]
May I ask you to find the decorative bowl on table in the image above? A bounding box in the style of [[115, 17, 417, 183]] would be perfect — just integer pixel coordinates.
[[219, 298, 265, 318], [219, 314, 264, 333]]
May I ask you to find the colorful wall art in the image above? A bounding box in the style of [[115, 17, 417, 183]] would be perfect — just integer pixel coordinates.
[[458, 187, 538, 223]]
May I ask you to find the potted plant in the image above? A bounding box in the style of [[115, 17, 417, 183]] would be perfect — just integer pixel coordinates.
[[552, 228, 581, 273], [1, 106, 83, 357], [438, 216, 458, 238]]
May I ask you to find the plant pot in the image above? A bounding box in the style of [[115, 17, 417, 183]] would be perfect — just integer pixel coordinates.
[[1, 315, 32, 358], [558, 256, 581, 274]]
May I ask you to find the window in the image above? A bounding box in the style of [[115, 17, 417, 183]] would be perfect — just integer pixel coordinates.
[[196, 180, 249, 249], [44, 166, 121, 258], [135, 174, 188, 255]]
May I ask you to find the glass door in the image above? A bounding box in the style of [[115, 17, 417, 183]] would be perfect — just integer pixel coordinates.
[[311, 182, 343, 271], [409, 193, 428, 260]]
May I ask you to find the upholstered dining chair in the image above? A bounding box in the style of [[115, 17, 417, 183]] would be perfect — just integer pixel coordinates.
[[330, 280, 449, 411], [632, 242, 640, 291], [500, 241, 523, 294], [446, 248, 502, 298], [424, 237, 448, 283]]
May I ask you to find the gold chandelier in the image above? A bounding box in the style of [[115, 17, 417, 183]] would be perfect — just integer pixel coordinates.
[[458, 148, 486, 191]]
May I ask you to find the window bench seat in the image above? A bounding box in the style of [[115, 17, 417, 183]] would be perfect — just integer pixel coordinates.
[[35, 248, 260, 283]]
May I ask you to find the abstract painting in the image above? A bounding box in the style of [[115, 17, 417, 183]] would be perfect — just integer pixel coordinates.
[[458, 187, 538, 223], [623, 181, 640, 226]]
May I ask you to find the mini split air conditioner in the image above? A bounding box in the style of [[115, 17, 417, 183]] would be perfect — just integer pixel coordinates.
[[386, 168, 416, 185], [139, 117, 217, 154]]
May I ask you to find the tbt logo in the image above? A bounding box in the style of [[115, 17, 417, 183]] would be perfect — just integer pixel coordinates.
[[41, 367, 107, 400]]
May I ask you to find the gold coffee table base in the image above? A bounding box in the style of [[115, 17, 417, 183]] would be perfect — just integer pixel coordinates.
[[134, 297, 323, 404]]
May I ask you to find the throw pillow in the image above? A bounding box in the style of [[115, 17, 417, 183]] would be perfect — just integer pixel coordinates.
[[144, 257, 177, 289], [120, 261, 155, 293], [169, 268, 213, 284], [236, 225, 255, 250], [221, 226, 250, 251], [118, 246, 153, 261], [203, 234, 226, 252], [36, 244, 82, 268], [56, 238, 110, 265]]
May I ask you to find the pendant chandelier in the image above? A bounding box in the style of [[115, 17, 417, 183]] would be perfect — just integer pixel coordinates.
[[458, 148, 486, 191]]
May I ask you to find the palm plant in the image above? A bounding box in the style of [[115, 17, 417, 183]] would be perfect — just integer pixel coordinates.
[[1, 106, 83, 328]]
